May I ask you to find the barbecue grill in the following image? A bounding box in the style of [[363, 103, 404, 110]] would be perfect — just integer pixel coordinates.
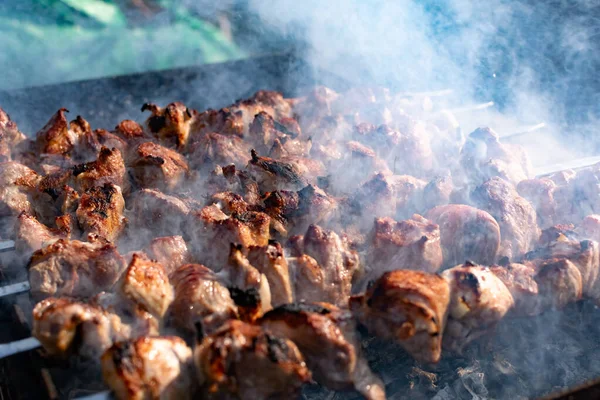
[[1, 53, 600, 400]]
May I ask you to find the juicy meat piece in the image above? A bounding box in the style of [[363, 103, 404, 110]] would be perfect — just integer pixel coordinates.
[[73, 147, 128, 193], [169, 263, 237, 333], [0, 107, 26, 161], [206, 164, 261, 205], [246, 241, 293, 306], [426, 204, 500, 267], [489, 263, 539, 317], [102, 336, 194, 400], [247, 149, 308, 192], [121, 253, 174, 318], [472, 177, 540, 260], [0, 161, 41, 217], [517, 178, 557, 228], [114, 120, 146, 141], [225, 244, 272, 318], [129, 189, 191, 240], [142, 102, 194, 149], [268, 135, 310, 159], [28, 238, 126, 300], [35, 108, 78, 155], [33, 297, 129, 358], [146, 236, 191, 275], [14, 212, 70, 259], [441, 263, 514, 353], [128, 142, 189, 192], [365, 215, 443, 281], [534, 259, 583, 311], [195, 320, 310, 400], [76, 183, 126, 242], [350, 269, 450, 363], [420, 174, 454, 212], [248, 90, 293, 119], [94, 129, 128, 156], [580, 214, 600, 242], [187, 132, 251, 170], [210, 191, 251, 215], [260, 303, 386, 400], [191, 108, 245, 138], [460, 127, 532, 186], [290, 225, 360, 306]]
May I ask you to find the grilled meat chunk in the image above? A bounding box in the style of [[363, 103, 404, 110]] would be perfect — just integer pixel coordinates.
[[246, 241, 293, 306], [102, 336, 194, 400], [73, 146, 128, 193], [472, 177, 540, 260], [0, 107, 26, 161], [260, 303, 385, 400], [517, 178, 557, 228], [580, 215, 600, 242], [248, 111, 301, 153], [33, 297, 130, 358], [76, 183, 126, 242], [441, 263, 515, 353], [34, 108, 77, 155], [289, 225, 360, 306], [128, 142, 189, 192], [350, 270, 450, 363], [142, 102, 194, 149], [420, 174, 454, 212], [489, 263, 539, 317], [195, 320, 310, 400], [0, 161, 42, 218], [533, 259, 583, 311], [169, 263, 237, 333], [187, 132, 251, 171], [247, 149, 308, 192], [129, 189, 191, 241], [426, 204, 500, 267], [146, 236, 191, 275], [206, 164, 261, 205], [192, 108, 245, 138], [28, 238, 126, 300], [14, 212, 70, 260], [365, 215, 442, 281]]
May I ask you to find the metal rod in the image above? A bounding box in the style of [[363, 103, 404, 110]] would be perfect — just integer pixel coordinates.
[[76, 391, 112, 400], [446, 101, 495, 114], [0, 240, 15, 253], [0, 337, 40, 359], [500, 122, 547, 141], [535, 155, 600, 177], [0, 281, 30, 298]]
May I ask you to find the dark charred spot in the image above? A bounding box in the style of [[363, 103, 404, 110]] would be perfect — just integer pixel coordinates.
[[195, 321, 205, 342], [464, 260, 477, 267], [273, 120, 298, 138], [44, 187, 60, 200], [581, 240, 592, 251], [498, 256, 510, 267], [222, 164, 236, 178], [111, 342, 137, 373], [72, 162, 93, 176], [147, 116, 167, 133], [265, 302, 331, 318], [457, 271, 480, 295], [228, 287, 261, 309], [264, 333, 290, 363]]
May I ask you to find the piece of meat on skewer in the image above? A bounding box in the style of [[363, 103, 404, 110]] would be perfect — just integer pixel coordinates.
[[472, 177, 540, 261], [33, 108, 76, 156], [533, 259, 583, 311], [128, 142, 189, 193], [0, 161, 44, 222], [102, 336, 194, 400], [350, 269, 450, 364], [517, 178, 557, 228], [205, 164, 261, 206], [195, 319, 310, 400], [76, 183, 126, 243], [289, 224, 360, 306], [441, 263, 515, 354], [121, 253, 174, 319], [187, 132, 251, 171], [32, 297, 136, 359], [0, 107, 27, 162], [169, 263, 238, 334], [364, 215, 442, 283], [73, 146, 129, 193], [260, 303, 386, 400], [246, 241, 293, 306], [426, 204, 500, 267], [247, 149, 310, 192], [146, 236, 191, 276], [28, 237, 126, 300], [489, 262, 539, 317], [14, 212, 71, 262], [580, 214, 600, 242], [142, 102, 195, 149]]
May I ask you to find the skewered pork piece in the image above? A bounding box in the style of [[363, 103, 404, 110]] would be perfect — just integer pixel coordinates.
[[169, 263, 237, 334], [364, 215, 442, 282], [441, 263, 515, 353], [472, 177, 540, 260], [489, 262, 539, 317], [128, 141, 189, 192], [187, 132, 251, 171], [73, 146, 129, 193], [248, 111, 301, 153], [146, 236, 191, 275], [532, 259, 583, 311], [129, 189, 191, 242], [289, 224, 360, 306], [142, 102, 195, 149], [0, 107, 27, 162], [419, 174, 454, 213], [28, 237, 126, 300], [246, 240, 293, 306], [33, 297, 146, 359], [426, 204, 500, 267], [247, 149, 309, 192], [14, 212, 71, 260], [268, 135, 311, 159], [580, 214, 600, 242], [121, 253, 173, 318], [195, 319, 310, 400], [517, 178, 557, 228], [206, 164, 261, 205], [102, 336, 194, 400], [34, 108, 75, 156], [0, 161, 43, 220], [76, 183, 126, 242], [350, 269, 450, 364], [260, 303, 386, 400]]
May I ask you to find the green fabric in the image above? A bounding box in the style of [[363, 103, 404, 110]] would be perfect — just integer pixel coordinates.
[[0, 0, 245, 90]]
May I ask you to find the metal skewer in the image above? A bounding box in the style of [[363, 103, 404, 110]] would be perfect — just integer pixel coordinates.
[[0, 239, 15, 253], [0, 337, 40, 358]]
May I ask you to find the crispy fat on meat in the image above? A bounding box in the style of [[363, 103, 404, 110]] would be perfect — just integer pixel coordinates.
[[128, 141, 189, 192], [195, 320, 310, 400], [73, 146, 128, 193], [146, 236, 191, 275], [76, 183, 126, 242], [121, 253, 174, 318], [426, 204, 500, 267], [169, 263, 237, 334], [102, 336, 194, 400], [142, 102, 194, 149], [350, 270, 450, 364], [247, 241, 293, 306], [33, 297, 130, 358], [260, 303, 386, 400], [366, 215, 443, 280], [28, 238, 126, 300], [441, 263, 515, 354]]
